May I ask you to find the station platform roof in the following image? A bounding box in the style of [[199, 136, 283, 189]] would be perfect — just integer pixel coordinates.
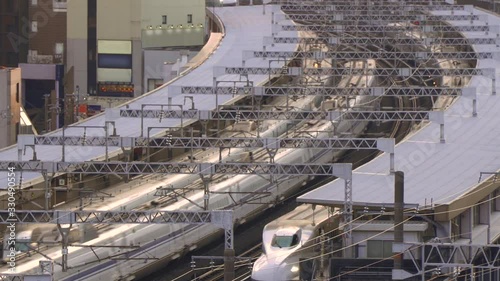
[[298, 8, 500, 210]]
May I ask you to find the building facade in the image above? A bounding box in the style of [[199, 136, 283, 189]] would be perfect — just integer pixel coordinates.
[[0, 0, 29, 67], [27, 0, 67, 65], [67, 0, 205, 99], [0, 67, 21, 149]]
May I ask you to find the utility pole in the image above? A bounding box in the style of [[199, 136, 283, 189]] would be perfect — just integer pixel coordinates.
[[75, 85, 80, 121], [64, 93, 75, 126], [44, 94, 50, 133]]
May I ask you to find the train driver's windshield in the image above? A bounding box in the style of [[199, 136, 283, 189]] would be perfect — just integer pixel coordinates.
[[271, 234, 300, 248]]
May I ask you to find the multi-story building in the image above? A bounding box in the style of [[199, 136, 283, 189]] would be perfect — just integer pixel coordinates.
[[27, 0, 67, 64], [0, 0, 29, 67], [0, 67, 21, 149], [0, 0, 68, 133], [0, 0, 66, 66], [67, 0, 206, 99]]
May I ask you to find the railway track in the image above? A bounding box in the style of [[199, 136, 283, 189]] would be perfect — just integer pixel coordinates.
[[156, 9, 475, 281], [190, 243, 262, 281], [2, 4, 475, 280]]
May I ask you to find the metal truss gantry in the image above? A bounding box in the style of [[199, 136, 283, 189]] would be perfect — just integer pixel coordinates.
[[28, 135, 387, 150], [217, 66, 495, 95], [276, 13, 485, 22], [0, 162, 354, 242], [176, 85, 474, 98], [0, 161, 351, 177], [118, 108, 441, 122], [393, 242, 500, 280], [277, 24, 496, 34], [0, 209, 234, 276], [264, 36, 500, 47], [117, 107, 445, 142], [279, 4, 473, 12], [20, 134, 396, 171], [221, 66, 495, 78], [243, 50, 499, 61]]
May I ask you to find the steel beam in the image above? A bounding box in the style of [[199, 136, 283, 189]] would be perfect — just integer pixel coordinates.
[[266, 36, 500, 46], [177, 85, 469, 97], [278, 13, 483, 22], [243, 50, 498, 61], [279, 4, 472, 12], [0, 162, 353, 178], [0, 210, 234, 250], [221, 67, 495, 79], [30, 135, 393, 150], [118, 109, 437, 122], [278, 24, 494, 33]]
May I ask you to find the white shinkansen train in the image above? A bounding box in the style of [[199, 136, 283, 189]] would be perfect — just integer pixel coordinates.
[[251, 205, 340, 281], [2, 60, 377, 281]]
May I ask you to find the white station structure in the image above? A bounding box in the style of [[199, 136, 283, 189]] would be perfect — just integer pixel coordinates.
[[1, 1, 500, 281]]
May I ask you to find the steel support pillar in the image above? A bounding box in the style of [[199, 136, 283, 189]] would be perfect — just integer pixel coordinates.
[[343, 178, 353, 258], [473, 98, 478, 117], [394, 171, 404, 271], [265, 149, 278, 163], [57, 223, 72, 272], [440, 124, 445, 144], [200, 175, 212, 210], [493, 77, 497, 95], [390, 152, 395, 173], [42, 172, 53, 210], [223, 248, 235, 281]]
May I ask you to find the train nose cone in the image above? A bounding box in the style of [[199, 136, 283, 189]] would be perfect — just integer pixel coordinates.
[[251, 254, 298, 281]]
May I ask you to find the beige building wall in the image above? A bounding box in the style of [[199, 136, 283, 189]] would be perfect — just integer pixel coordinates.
[[66, 0, 88, 97], [97, 0, 142, 96], [0, 68, 21, 149], [141, 0, 205, 48], [97, 0, 142, 40]]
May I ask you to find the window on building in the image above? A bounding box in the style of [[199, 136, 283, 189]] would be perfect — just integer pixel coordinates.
[[31, 0, 38, 5], [15, 122, 19, 142], [16, 83, 19, 103], [162, 15, 167, 25], [53, 0, 67, 12], [187, 14, 193, 24], [147, 79, 164, 92], [367, 240, 393, 258], [31, 21, 38, 33], [55, 43, 64, 55]]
